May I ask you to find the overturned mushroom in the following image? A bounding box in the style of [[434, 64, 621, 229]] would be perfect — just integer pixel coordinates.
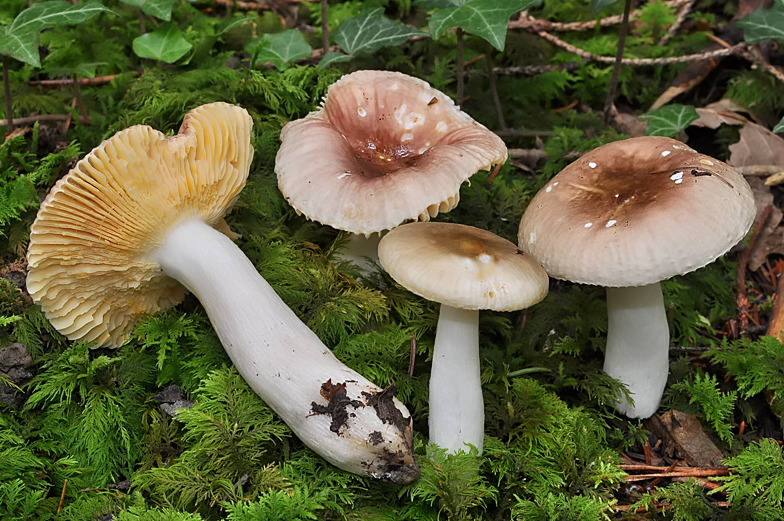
[[26, 103, 419, 483], [275, 70, 507, 272], [519, 136, 755, 418]]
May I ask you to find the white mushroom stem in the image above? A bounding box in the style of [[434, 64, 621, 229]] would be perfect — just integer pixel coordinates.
[[429, 304, 484, 454], [333, 233, 383, 277], [153, 219, 419, 483], [604, 283, 670, 419]]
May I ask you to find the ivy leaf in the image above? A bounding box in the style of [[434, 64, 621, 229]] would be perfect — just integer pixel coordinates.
[[428, 0, 541, 51], [8, 0, 112, 35], [119, 0, 175, 21], [774, 115, 784, 134], [252, 30, 312, 70], [737, 2, 784, 44], [0, 29, 39, 66], [591, 0, 622, 13], [333, 8, 427, 57], [132, 23, 193, 63], [317, 51, 351, 69], [640, 104, 700, 137], [0, 1, 113, 67]]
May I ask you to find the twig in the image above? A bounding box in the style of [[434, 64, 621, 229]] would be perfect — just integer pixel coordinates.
[[535, 29, 744, 66], [30, 73, 129, 88], [625, 468, 730, 482], [659, 0, 697, 47], [494, 129, 553, 139], [321, 0, 329, 52], [56, 479, 68, 514], [210, 0, 305, 11], [3, 55, 14, 133], [408, 334, 416, 377], [0, 114, 90, 127], [456, 28, 464, 106], [485, 42, 506, 131], [737, 165, 784, 177], [603, 0, 632, 126], [737, 205, 773, 332]]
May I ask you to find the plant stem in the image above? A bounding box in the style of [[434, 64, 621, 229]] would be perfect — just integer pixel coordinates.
[[73, 75, 88, 118], [485, 41, 506, 130], [602, 0, 632, 126], [456, 28, 464, 107], [3, 55, 14, 133], [321, 0, 329, 52]]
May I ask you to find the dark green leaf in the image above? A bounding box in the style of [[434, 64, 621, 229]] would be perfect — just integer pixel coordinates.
[[317, 51, 351, 69], [737, 3, 784, 43], [132, 23, 192, 63], [252, 30, 312, 71], [9, 1, 112, 36], [591, 0, 622, 13], [415, 0, 462, 7], [333, 8, 428, 57], [640, 104, 700, 137], [0, 29, 39, 66], [429, 0, 540, 51], [119, 0, 175, 21]]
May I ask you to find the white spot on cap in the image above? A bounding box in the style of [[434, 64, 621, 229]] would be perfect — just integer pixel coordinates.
[[675, 179, 683, 184], [545, 184, 554, 193], [357, 107, 367, 117], [615, 194, 620, 197], [337, 172, 351, 180], [401, 133, 414, 142], [436, 121, 448, 133], [478, 253, 492, 263], [662, 150, 671, 157], [584, 222, 593, 228], [589, 162, 597, 168], [418, 147, 428, 154], [700, 159, 714, 166], [394, 104, 408, 124], [529, 230, 536, 244], [670, 171, 684, 181], [672, 144, 685, 150], [606, 220, 617, 227], [391, 82, 399, 90]]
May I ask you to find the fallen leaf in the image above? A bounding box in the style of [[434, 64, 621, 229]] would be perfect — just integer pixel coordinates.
[[645, 411, 726, 468], [729, 123, 784, 167]]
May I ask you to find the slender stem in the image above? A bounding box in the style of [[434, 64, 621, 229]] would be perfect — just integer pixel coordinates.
[[429, 304, 483, 453], [139, 11, 146, 34], [154, 219, 419, 482], [604, 283, 669, 419], [3, 55, 14, 132], [321, 0, 329, 52], [73, 75, 88, 118], [455, 28, 464, 107], [485, 41, 506, 130], [602, 0, 633, 126]]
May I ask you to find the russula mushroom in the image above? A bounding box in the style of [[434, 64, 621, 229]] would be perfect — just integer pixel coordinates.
[[26, 102, 420, 483], [275, 70, 508, 273], [518, 136, 755, 419], [378, 222, 549, 453]]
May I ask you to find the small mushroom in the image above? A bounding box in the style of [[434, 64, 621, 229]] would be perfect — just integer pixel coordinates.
[[26, 103, 419, 483], [275, 70, 508, 273], [518, 136, 756, 418], [378, 222, 549, 453]]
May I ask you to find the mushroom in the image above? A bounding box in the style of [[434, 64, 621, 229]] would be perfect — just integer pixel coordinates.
[[378, 222, 549, 453], [275, 70, 508, 273], [26, 102, 420, 483], [518, 136, 756, 418]]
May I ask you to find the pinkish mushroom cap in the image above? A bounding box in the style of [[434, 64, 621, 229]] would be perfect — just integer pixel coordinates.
[[275, 70, 508, 236]]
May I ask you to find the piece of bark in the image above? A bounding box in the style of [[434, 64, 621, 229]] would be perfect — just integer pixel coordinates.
[[644, 411, 726, 468], [766, 271, 784, 340]]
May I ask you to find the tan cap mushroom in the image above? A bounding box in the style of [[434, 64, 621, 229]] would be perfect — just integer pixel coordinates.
[[518, 136, 755, 418], [26, 103, 420, 483], [276, 71, 508, 236], [379, 222, 548, 453], [27, 102, 252, 347]]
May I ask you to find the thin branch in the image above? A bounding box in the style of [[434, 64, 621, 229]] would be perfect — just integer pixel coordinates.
[[2, 56, 13, 132], [456, 28, 464, 106], [321, 0, 329, 53], [659, 0, 697, 46], [0, 114, 90, 127], [29, 73, 129, 88], [485, 42, 506, 130], [602, 0, 633, 126]]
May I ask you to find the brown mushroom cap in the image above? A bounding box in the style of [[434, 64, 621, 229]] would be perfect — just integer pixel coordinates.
[[26, 102, 254, 347], [518, 136, 756, 287], [378, 222, 549, 311], [275, 70, 508, 236]]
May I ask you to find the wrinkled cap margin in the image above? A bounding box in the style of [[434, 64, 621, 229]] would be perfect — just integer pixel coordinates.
[[275, 70, 508, 236], [378, 222, 549, 311], [26, 102, 254, 347], [518, 136, 756, 287]]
